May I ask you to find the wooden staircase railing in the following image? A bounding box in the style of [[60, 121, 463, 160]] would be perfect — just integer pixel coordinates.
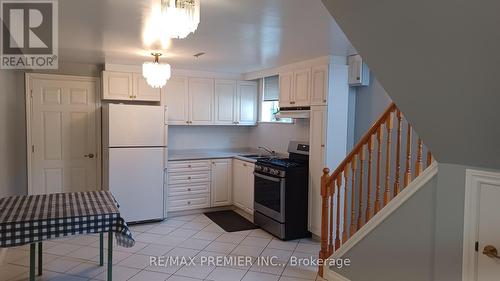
[[318, 102, 433, 277]]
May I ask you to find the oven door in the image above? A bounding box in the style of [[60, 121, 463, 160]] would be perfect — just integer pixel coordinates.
[[254, 171, 285, 223]]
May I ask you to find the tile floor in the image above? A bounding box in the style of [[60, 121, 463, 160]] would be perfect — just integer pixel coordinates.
[[0, 214, 326, 281]]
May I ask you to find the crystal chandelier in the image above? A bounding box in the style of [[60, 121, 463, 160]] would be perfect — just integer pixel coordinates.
[[142, 53, 171, 88], [161, 0, 200, 39]]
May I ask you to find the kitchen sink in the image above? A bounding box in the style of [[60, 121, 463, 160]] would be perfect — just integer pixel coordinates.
[[239, 154, 273, 160]]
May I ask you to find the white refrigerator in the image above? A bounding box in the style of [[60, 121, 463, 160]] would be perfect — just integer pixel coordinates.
[[103, 104, 168, 223]]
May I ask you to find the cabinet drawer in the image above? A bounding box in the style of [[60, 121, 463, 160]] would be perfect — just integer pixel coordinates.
[[169, 182, 210, 196], [168, 160, 211, 173], [168, 193, 210, 211], [168, 171, 211, 185]]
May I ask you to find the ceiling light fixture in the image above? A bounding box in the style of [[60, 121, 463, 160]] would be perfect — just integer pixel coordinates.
[[161, 0, 200, 39], [142, 53, 171, 88]]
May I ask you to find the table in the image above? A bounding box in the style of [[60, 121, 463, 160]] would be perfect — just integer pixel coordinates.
[[0, 191, 135, 281]]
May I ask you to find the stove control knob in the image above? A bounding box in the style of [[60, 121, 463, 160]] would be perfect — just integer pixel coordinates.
[[263, 167, 269, 172], [271, 170, 278, 175]]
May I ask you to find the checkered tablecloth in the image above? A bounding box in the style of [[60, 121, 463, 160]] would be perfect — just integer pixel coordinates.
[[0, 191, 135, 248]]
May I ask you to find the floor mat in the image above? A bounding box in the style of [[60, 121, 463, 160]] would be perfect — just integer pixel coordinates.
[[204, 210, 259, 232]]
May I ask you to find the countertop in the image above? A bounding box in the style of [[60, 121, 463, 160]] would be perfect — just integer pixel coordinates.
[[168, 148, 264, 162]]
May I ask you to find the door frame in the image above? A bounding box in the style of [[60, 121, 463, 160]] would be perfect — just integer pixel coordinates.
[[462, 169, 500, 281], [25, 73, 102, 194]]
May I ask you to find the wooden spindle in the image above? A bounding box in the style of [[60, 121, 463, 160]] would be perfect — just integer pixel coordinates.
[[350, 154, 357, 237], [374, 127, 382, 214], [342, 164, 349, 243], [404, 124, 412, 187], [319, 168, 330, 277], [427, 151, 432, 167], [328, 178, 334, 255], [384, 112, 394, 206], [415, 138, 423, 177], [365, 134, 374, 222], [335, 174, 342, 250], [394, 110, 403, 196], [357, 146, 365, 229]]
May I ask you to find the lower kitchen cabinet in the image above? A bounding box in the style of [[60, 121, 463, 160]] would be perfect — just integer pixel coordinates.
[[232, 159, 255, 214], [211, 159, 232, 207]]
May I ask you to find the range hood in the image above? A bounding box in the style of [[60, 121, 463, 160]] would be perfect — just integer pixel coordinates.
[[276, 107, 311, 119]]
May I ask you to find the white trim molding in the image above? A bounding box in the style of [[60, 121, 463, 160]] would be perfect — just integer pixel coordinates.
[[462, 169, 500, 281], [25, 73, 102, 195]]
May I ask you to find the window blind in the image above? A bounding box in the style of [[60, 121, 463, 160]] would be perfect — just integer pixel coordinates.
[[263, 75, 279, 101]]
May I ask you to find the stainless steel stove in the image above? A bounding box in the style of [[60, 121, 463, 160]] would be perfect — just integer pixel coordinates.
[[253, 141, 310, 240]]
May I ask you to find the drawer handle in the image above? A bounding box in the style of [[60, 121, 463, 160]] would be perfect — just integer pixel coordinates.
[[187, 188, 192, 191], [188, 165, 192, 168], [188, 176, 191, 180], [187, 201, 191, 205]]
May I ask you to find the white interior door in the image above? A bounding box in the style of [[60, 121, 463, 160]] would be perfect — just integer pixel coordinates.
[[28, 74, 99, 195], [477, 182, 500, 280]]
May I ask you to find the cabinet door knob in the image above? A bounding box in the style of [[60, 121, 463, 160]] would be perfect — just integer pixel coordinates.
[[321, 144, 325, 148], [188, 165, 192, 168], [188, 176, 191, 180], [187, 201, 191, 205], [323, 99, 327, 103], [84, 153, 95, 159], [290, 101, 296, 104], [187, 188, 191, 191]]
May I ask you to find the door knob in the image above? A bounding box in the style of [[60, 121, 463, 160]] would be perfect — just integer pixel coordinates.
[[84, 153, 94, 159], [483, 245, 500, 259]]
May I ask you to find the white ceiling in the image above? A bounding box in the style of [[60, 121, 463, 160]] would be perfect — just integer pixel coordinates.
[[58, 0, 354, 74]]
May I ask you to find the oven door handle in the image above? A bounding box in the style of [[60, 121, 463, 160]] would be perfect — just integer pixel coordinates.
[[254, 172, 282, 182]]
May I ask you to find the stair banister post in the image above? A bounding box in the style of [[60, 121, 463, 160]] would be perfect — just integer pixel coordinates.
[[366, 134, 374, 222], [394, 110, 403, 196], [342, 164, 349, 243], [384, 111, 394, 206], [335, 173, 342, 250], [350, 154, 357, 237], [319, 168, 330, 277], [357, 146, 365, 229], [375, 126, 383, 214]]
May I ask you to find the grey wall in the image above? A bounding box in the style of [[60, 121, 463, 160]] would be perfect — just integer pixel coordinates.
[[433, 164, 467, 281], [0, 63, 100, 198], [322, 0, 500, 170], [334, 175, 438, 281], [0, 70, 27, 197], [353, 74, 392, 142]]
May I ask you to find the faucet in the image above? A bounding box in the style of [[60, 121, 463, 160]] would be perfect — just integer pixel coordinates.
[[258, 146, 277, 156]]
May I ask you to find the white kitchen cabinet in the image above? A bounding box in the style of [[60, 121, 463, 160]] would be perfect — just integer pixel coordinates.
[[163, 76, 189, 125], [310, 65, 329, 105], [167, 160, 212, 212], [133, 73, 161, 101], [232, 159, 255, 214], [278, 68, 311, 107], [214, 80, 237, 125], [211, 159, 232, 207], [308, 105, 327, 235], [102, 71, 133, 100], [279, 71, 294, 107], [293, 68, 311, 106], [102, 71, 160, 102], [236, 81, 258, 125], [189, 78, 215, 125]]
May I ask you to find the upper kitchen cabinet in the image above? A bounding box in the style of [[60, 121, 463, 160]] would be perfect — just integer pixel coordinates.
[[278, 68, 311, 107], [279, 71, 293, 107], [214, 80, 237, 125], [236, 81, 258, 125], [293, 68, 311, 106], [102, 71, 133, 100], [189, 78, 215, 125], [133, 73, 161, 101], [163, 76, 189, 125], [102, 71, 160, 102], [310, 65, 329, 105]]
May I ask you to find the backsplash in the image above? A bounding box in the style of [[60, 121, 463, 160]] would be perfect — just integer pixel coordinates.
[[168, 120, 310, 153]]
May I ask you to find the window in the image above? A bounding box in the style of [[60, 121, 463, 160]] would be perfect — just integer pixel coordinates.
[[260, 75, 292, 123]]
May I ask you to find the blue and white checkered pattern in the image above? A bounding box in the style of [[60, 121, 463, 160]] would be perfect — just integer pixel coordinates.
[[0, 191, 134, 248]]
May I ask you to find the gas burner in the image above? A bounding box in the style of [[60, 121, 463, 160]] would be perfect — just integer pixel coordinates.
[[257, 158, 303, 168]]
